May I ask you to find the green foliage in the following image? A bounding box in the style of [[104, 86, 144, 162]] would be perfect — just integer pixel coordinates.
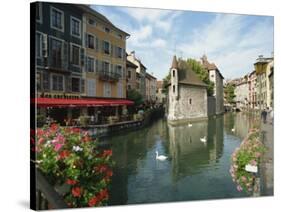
[[127, 89, 144, 106], [230, 129, 267, 193], [35, 124, 114, 208], [186, 58, 214, 96], [162, 72, 171, 94], [224, 83, 236, 104]]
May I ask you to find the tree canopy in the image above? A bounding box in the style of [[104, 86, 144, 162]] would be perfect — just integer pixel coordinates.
[[127, 89, 143, 106], [186, 58, 214, 96], [224, 83, 236, 104]]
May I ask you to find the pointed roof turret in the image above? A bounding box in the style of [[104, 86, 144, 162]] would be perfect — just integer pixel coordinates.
[[171, 55, 178, 69]]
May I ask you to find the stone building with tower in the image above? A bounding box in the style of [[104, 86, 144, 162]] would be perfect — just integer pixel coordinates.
[[167, 56, 208, 124], [201, 55, 224, 115]]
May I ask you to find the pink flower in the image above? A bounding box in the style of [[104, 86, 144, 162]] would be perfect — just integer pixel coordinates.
[[250, 160, 257, 166], [255, 152, 261, 158], [237, 185, 243, 192], [241, 176, 247, 182], [38, 137, 45, 144], [54, 143, 63, 151]]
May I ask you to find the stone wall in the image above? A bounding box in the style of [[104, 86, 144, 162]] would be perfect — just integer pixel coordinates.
[[207, 96, 216, 116], [215, 73, 224, 114], [168, 84, 207, 122]]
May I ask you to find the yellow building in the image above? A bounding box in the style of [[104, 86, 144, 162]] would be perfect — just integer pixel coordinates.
[[81, 6, 129, 99], [255, 55, 274, 109]]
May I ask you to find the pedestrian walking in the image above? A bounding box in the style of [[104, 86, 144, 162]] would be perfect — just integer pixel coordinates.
[[261, 108, 267, 124]]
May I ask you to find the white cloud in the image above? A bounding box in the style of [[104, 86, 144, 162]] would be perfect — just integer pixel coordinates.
[[178, 14, 273, 78], [151, 38, 167, 48], [119, 7, 172, 23]]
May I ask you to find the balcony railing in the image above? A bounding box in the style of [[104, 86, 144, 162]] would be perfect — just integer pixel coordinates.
[[98, 70, 121, 82]]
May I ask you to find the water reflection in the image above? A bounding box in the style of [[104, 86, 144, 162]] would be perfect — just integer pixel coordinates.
[[168, 116, 224, 181], [102, 114, 249, 205], [224, 112, 259, 139]]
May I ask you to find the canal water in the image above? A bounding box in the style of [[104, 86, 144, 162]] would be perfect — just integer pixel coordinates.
[[100, 112, 258, 205]]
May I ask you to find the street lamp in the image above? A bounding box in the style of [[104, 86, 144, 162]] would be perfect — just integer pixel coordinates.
[[254, 55, 267, 114]]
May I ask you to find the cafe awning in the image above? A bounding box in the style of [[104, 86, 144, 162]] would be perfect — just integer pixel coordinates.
[[32, 98, 134, 107]]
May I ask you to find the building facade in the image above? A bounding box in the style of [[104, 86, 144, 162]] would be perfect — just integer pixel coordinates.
[[248, 70, 257, 109], [127, 51, 146, 99], [126, 60, 138, 91], [145, 72, 157, 103], [255, 56, 274, 109], [234, 76, 249, 110], [201, 55, 224, 115], [168, 56, 208, 123], [156, 81, 166, 104], [36, 2, 85, 98], [82, 5, 129, 100], [34, 2, 132, 123]]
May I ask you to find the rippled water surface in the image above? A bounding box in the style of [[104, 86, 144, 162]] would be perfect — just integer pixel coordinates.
[[101, 113, 258, 205]]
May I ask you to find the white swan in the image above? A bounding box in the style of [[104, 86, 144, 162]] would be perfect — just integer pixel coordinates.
[[231, 128, 235, 132], [188, 123, 192, 127], [156, 151, 168, 161], [200, 136, 207, 143]]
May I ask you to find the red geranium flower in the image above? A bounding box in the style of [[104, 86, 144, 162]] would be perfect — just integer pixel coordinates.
[[88, 196, 99, 207], [102, 150, 112, 157], [82, 135, 91, 142], [98, 189, 109, 200], [59, 150, 70, 160], [106, 169, 113, 177], [36, 128, 44, 137], [72, 187, 82, 197], [50, 123, 58, 131], [66, 179, 77, 185]]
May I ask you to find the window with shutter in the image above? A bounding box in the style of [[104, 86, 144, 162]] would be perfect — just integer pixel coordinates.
[[71, 45, 80, 65], [52, 74, 64, 91], [87, 57, 95, 72], [42, 72, 50, 91], [87, 34, 95, 49], [71, 77, 80, 92], [87, 79, 96, 97], [103, 41, 110, 54], [103, 82, 111, 97], [117, 47, 122, 59], [50, 38, 63, 68], [70, 16, 81, 38], [50, 7, 64, 32], [36, 32, 43, 58], [81, 79, 85, 93], [95, 37, 99, 52], [117, 82, 123, 98]]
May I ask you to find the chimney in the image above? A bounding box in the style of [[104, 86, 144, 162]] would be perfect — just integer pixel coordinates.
[[130, 51, 135, 59]]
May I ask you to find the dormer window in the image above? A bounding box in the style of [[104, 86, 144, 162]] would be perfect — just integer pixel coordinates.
[[104, 27, 110, 33], [88, 18, 96, 26]]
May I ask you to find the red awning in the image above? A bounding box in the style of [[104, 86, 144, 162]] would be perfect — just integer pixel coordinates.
[[32, 98, 134, 107]]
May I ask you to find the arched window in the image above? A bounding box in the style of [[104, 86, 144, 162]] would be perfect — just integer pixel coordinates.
[[173, 70, 175, 77], [173, 85, 175, 93], [189, 98, 192, 104]]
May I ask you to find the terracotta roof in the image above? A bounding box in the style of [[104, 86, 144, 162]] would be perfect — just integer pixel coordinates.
[[157, 81, 163, 89], [201, 55, 224, 79]]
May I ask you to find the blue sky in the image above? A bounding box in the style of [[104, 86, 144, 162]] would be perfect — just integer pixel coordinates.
[[92, 5, 273, 81]]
